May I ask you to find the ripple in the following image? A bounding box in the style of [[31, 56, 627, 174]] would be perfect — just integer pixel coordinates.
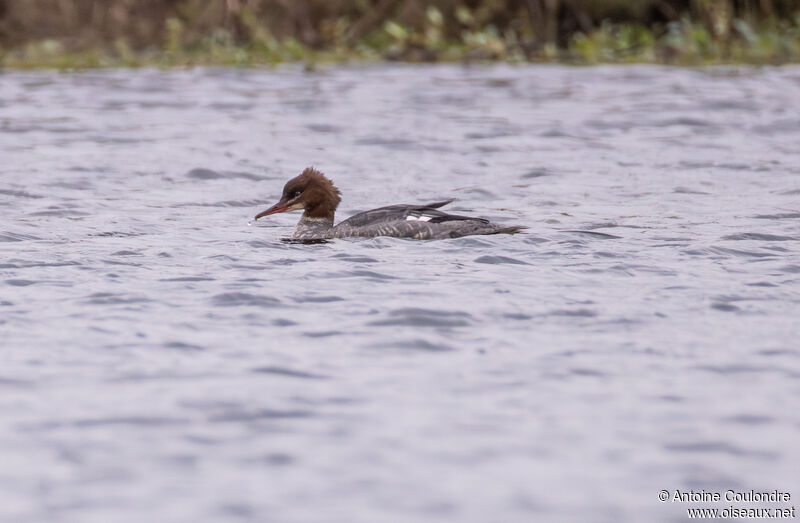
[[303, 331, 342, 338], [570, 367, 606, 377], [29, 209, 90, 217], [208, 102, 253, 111], [664, 441, 776, 458], [164, 341, 205, 351], [369, 338, 455, 351], [293, 295, 344, 303], [84, 292, 151, 305], [160, 276, 216, 282], [355, 136, 417, 149], [325, 270, 397, 280], [753, 119, 800, 135], [306, 123, 341, 133], [0, 231, 42, 242], [0, 189, 44, 199], [258, 453, 295, 466], [674, 186, 710, 195], [584, 119, 635, 131], [521, 168, 557, 178], [450, 237, 494, 247], [211, 292, 281, 307], [368, 308, 471, 327], [752, 212, 800, 220], [217, 504, 256, 518], [185, 168, 265, 181], [102, 259, 144, 267], [675, 160, 714, 169], [564, 230, 622, 239], [758, 348, 800, 357], [23, 417, 188, 431], [723, 233, 797, 241], [695, 364, 787, 375], [5, 279, 37, 286], [73, 416, 187, 427], [0, 260, 80, 268], [251, 366, 330, 379], [180, 198, 272, 208], [548, 308, 597, 317], [48, 179, 93, 190], [710, 302, 739, 312], [654, 117, 714, 127], [208, 409, 314, 422], [92, 231, 145, 238], [0, 376, 33, 387], [465, 129, 519, 139], [722, 414, 774, 425], [474, 255, 529, 265], [707, 247, 776, 258], [330, 254, 378, 263]]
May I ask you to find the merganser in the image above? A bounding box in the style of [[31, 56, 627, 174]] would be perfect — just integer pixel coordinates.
[[254, 167, 526, 240]]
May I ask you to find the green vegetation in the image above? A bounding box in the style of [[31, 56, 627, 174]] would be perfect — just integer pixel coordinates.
[[1, 0, 800, 68]]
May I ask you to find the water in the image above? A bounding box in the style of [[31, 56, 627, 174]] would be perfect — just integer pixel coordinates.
[[1, 64, 799, 522]]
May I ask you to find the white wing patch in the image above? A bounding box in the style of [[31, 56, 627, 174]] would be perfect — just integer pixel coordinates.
[[406, 214, 433, 222]]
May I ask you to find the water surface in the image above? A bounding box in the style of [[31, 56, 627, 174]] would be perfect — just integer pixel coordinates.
[[1, 64, 799, 522]]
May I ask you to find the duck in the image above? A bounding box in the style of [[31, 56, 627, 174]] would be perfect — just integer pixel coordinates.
[[254, 167, 526, 240]]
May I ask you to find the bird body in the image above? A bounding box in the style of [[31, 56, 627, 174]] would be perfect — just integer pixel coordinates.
[[254, 168, 525, 240]]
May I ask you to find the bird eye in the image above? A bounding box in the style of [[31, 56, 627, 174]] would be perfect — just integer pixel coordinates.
[[289, 190, 302, 199]]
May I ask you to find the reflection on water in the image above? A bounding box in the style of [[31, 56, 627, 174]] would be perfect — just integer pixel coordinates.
[[1, 64, 800, 523]]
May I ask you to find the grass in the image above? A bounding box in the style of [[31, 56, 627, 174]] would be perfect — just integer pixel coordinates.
[[2, 5, 800, 69]]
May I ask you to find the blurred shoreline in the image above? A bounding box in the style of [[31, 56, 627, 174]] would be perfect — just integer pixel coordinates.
[[1, 0, 799, 68]]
